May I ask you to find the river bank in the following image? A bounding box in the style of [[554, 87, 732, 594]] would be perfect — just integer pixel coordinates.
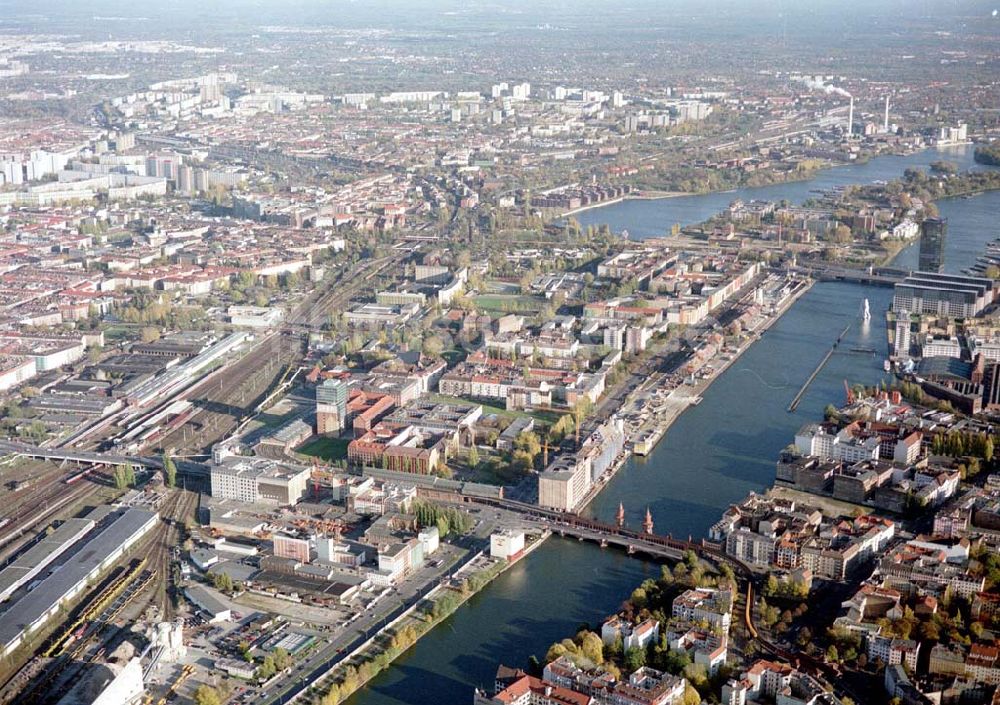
[[558, 157, 871, 223], [291, 533, 551, 705], [628, 190, 689, 200], [571, 271, 812, 510], [601, 274, 813, 492], [557, 170, 824, 220]]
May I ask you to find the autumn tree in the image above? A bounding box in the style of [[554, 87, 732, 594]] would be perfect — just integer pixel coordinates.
[[194, 686, 222, 705]]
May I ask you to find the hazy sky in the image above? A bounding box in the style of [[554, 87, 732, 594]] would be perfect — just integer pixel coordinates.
[[0, 0, 996, 62], [3, 0, 999, 29]]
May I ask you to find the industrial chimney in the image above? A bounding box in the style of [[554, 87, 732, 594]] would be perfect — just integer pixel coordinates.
[[847, 96, 854, 137], [883, 95, 890, 133]]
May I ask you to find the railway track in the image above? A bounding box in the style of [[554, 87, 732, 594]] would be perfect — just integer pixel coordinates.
[[153, 253, 404, 455], [14, 489, 199, 702], [0, 471, 105, 554], [7, 488, 190, 705], [14, 559, 156, 704], [145, 489, 198, 619], [289, 253, 401, 329], [152, 335, 302, 454]]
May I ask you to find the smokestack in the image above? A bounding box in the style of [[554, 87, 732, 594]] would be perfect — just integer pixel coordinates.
[[847, 96, 854, 137], [884, 95, 890, 133]]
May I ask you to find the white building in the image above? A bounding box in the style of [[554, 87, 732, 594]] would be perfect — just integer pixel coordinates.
[[0, 356, 37, 392], [87, 657, 146, 705], [794, 423, 881, 463], [210, 457, 310, 505], [894, 315, 911, 358], [971, 337, 1000, 362], [490, 530, 525, 560], [376, 540, 421, 584], [867, 635, 920, 672], [418, 527, 440, 556], [725, 528, 777, 568], [890, 219, 919, 241], [922, 335, 961, 359], [601, 616, 660, 651], [228, 305, 285, 328], [316, 537, 368, 567], [538, 458, 591, 512]]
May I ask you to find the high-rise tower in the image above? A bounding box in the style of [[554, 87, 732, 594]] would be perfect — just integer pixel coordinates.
[[918, 218, 947, 273]]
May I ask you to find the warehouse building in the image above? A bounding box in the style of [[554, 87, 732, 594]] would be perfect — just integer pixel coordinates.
[[0, 518, 96, 603], [893, 272, 995, 319], [184, 585, 231, 623], [0, 508, 157, 657]]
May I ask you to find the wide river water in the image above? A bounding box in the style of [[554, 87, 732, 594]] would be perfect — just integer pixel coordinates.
[[348, 146, 999, 705]]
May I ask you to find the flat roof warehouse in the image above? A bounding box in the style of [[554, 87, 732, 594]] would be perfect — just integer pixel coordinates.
[[0, 517, 95, 602], [0, 507, 158, 657]]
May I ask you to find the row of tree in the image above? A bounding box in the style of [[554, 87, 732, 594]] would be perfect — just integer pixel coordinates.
[[975, 142, 1000, 166], [930, 430, 994, 463], [211, 571, 236, 593], [410, 500, 474, 538], [762, 573, 809, 600], [112, 464, 137, 490], [257, 647, 293, 680], [162, 454, 177, 487], [321, 572, 490, 705]]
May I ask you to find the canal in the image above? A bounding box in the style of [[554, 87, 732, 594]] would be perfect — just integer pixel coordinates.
[[347, 146, 999, 705]]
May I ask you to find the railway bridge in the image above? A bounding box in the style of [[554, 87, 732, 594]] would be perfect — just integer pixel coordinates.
[[797, 264, 909, 287], [0, 441, 162, 471], [466, 495, 856, 692], [466, 496, 752, 575]]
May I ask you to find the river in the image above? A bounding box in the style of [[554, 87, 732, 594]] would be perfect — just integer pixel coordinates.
[[574, 144, 990, 239], [346, 146, 999, 705]]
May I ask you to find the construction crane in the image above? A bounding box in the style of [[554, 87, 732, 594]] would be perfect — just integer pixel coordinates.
[[844, 379, 854, 405]]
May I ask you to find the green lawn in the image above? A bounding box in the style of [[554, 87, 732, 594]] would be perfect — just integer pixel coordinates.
[[296, 436, 351, 461], [426, 393, 560, 426], [472, 294, 543, 314], [102, 325, 138, 341]]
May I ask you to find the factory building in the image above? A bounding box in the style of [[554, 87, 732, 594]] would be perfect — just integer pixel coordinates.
[[0, 518, 96, 603]]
